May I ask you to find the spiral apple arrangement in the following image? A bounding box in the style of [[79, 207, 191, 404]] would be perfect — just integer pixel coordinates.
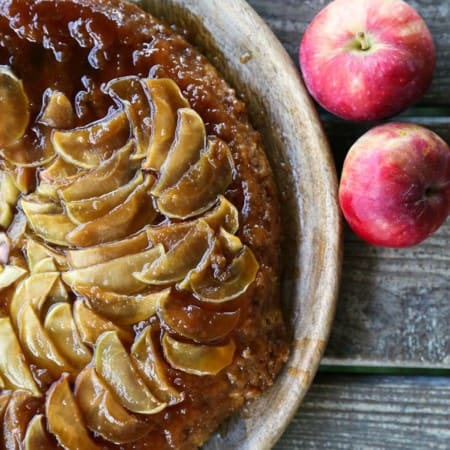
[[299, 0, 450, 247]]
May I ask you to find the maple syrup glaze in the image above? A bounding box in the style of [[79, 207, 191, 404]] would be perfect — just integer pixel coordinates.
[[0, 1, 288, 449]]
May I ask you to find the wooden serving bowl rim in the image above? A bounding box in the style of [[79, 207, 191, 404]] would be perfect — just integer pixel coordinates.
[[134, 0, 343, 448]]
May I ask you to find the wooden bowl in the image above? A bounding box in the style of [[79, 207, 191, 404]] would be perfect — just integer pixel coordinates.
[[134, 0, 343, 447]]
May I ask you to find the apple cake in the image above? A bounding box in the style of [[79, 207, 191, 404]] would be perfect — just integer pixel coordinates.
[[0, 0, 289, 448]]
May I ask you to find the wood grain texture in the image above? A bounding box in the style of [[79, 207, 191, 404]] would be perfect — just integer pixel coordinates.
[[248, 0, 450, 369], [247, 0, 450, 106], [274, 374, 450, 449]]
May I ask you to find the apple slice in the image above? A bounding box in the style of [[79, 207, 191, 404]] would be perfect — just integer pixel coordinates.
[[0, 265, 27, 290], [156, 138, 234, 219], [58, 139, 134, 202], [46, 374, 101, 450], [20, 194, 62, 215], [23, 211, 75, 246], [0, 67, 29, 146], [23, 414, 59, 450], [52, 110, 130, 168], [65, 170, 144, 224], [10, 272, 59, 329], [26, 239, 67, 272], [0, 392, 10, 417], [66, 230, 149, 269], [0, 170, 20, 205], [107, 76, 152, 160], [3, 390, 42, 450], [134, 220, 213, 285], [0, 317, 40, 395], [179, 231, 259, 303], [0, 201, 13, 228], [145, 196, 238, 251], [142, 78, 190, 170], [63, 244, 163, 295], [37, 90, 75, 129], [77, 285, 169, 325], [75, 367, 151, 444], [39, 157, 84, 187], [151, 108, 205, 196], [95, 331, 166, 414], [73, 299, 133, 346], [66, 174, 156, 247], [44, 302, 92, 370], [2, 125, 57, 168], [159, 294, 240, 343], [131, 324, 184, 405], [17, 303, 73, 378], [162, 333, 235, 376]]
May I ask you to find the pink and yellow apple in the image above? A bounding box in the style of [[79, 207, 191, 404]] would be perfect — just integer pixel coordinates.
[[299, 0, 435, 121], [339, 123, 450, 247]]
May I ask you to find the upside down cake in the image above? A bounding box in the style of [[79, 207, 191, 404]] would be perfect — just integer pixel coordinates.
[[0, 0, 289, 448]]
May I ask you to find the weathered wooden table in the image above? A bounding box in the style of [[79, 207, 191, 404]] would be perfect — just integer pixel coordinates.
[[246, 0, 450, 448]]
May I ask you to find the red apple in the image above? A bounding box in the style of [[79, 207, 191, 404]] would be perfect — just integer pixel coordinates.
[[299, 0, 435, 121], [339, 123, 450, 247]]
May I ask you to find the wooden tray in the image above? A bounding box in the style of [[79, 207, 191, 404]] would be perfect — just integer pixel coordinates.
[[134, 0, 343, 447]]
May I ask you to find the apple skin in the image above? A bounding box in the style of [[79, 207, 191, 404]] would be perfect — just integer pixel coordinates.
[[339, 123, 450, 247], [299, 0, 435, 121]]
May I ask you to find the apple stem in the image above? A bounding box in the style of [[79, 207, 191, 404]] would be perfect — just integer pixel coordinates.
[[356, 32, 370, 51]]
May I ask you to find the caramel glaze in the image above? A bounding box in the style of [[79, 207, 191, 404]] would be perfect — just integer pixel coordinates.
[[0, 1, 289, 448]]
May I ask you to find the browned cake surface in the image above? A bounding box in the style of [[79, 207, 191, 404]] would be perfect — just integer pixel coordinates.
[[0, 0, 289, 448]]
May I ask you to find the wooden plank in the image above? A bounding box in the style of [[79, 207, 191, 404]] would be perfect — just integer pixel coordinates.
[[247, 0, 450, 106], [323, 218, 450, 369], [274, 374, 450, 449]]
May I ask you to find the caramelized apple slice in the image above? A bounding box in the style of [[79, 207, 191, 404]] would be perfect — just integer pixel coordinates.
[[143, 78, 190, 170], [131, 325, 184, 405], [95, 331, 166, 414], [66, 230, 149, 269], [0, 318, 40, 395], [39, 157, 83, 186], [44, 303, 92, 370], [77, 285, 169, 325], [66, 174, 156, 247], [3, 390, 42, 450], [26, 239, 67, 272], [159, 294, 240, 343], [157, 138, 234, 219], [107, 76, 151, 159], [134, 220, 213, 285], [37, 90, 75, 128], [203, 195, 239, 234], [181, 245, 259, 303], [75, 367, 150, 444], [0, 392, 9, 417], [24, 211, 75, 246], [0, 67, 29, 146], [162, 333, 235, 376], [0, 201, 13, 228], [63, 244, 163, 295], [0, 265, 27, 289], [58, 139, 134, 201], [20, 194, 62, 215], [10, 272, 59, 328], [151, 108, 205, 196], [145, 196, 238, 249], [24, 414, 59, 450], [52, 111, 130, 168], [65, 171, 144, 224], [0, 170, 20, 205], [73, 299, 133, 346], [17, 303, 72, 377], [46, 374, 101, 450]]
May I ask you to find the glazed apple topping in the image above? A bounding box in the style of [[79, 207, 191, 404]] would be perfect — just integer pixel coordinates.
[[0, 68, 261, 446]]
